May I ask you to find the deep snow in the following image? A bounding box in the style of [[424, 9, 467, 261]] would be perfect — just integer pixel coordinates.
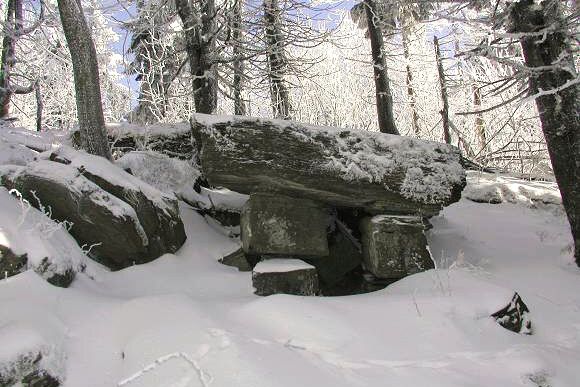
[[0, 124, 578, 387], [1, 179, 578, 386]]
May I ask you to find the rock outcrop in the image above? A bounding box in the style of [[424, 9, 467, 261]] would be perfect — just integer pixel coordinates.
[[192, 114, 466, 296], [192, 114, 465, 216], [0, 147, 186, 270]]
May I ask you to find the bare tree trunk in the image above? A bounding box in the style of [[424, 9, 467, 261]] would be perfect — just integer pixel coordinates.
[[434, 36, 451, 144], [473, 85, 486, 151], [232, 0, 246, 115], [176, 0, 218, 115], [57, 0, 111, 160], [402, 28, 420, 136], [264, 0, 291, 119], [511, 0, 580, 264], [0, 0, 17, 118], [35, 80, 42, 131], [132, 1, 164, 123], [363, 0, 398, 135]]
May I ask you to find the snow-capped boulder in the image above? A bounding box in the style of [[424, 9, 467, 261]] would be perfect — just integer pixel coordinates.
[[73, 122, 194, 160], [192, 114, 466, 216], [0, 188, 83, 287], [0, 138, 37, 166], [252, 259, 319, 296], [0, 147, 186, 270], [116, 150, 201, 194], [360, 215, 434, 279], [0, 323, 64, 386], [241, 193, 330, 257], [491, 292, 532, 334]]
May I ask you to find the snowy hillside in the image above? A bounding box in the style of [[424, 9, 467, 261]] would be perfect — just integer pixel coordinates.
[[1, 165, 578, 386]]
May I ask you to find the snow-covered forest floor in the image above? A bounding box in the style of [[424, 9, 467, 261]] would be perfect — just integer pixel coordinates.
[[1, 140, 578, 386]]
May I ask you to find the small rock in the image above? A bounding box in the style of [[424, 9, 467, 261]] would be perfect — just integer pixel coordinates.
[[491, 292, 532, 334], [219, 247, 254, 272], [0, 244, 27, 278], [0, 352, 60, 387], [252, 259, 319, 296]]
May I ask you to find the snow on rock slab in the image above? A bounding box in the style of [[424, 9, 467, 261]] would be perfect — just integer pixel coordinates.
[[464, 171, 562, 209], [116, 150, 249, 228], [96, 121, 194, 160], [192, 114, 466, 216], [115, 150, 201, 195], [253, 259, 319, 296], [0, 146, 186, 270], [0, 187, 89, 287], [0, 137, 37, 166], [0, 125, 69, 153]]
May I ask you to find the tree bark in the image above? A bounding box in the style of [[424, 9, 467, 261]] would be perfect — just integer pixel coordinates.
[[232, 0, 246, 115], [131, 0, 167, 123], [264, 0, 291, 119], [434, 36, 451, 144], [473, 85, 486, 151], [57, 0, 111, 159], [511, 0, 580, 265], [176, 0, 218, 115], [363, 0, 398, 135], [402, 28, 419, 136], [0, 0, 17, 118]]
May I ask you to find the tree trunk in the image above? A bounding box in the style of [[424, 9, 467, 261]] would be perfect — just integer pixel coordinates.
[[0, 0, 17, 118], [402, 28, 419, 136], [232, 0, 246, 115], [434, 36, 451, 144], [131, 0, 166, 123], [176, 0, 218, 115], [264, 0, 291, 119], [363, 0, 398, 135], [35, 80, 42, 131], [511, 0, 580, 265], [57, 0, 111, 160], [473, 85, 486, 151]]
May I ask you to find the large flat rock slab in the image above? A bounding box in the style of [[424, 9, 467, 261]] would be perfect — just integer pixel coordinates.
[[192, 114, 466, 215]]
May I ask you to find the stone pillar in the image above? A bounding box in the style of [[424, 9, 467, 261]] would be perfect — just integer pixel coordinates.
[[241, 193, 330, 257], [360, 215, 434, 279]]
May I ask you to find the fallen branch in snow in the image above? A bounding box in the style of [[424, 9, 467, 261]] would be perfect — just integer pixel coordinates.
[[117, 352, 212, 387]]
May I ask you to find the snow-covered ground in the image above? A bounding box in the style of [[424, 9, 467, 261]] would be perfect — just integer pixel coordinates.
[[1, 175, 578, 386], [0, 125, 578, 386]]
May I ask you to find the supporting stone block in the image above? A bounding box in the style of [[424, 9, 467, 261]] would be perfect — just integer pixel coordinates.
[[360, 215, 434, 279], [252, 259, 319, 296], [241, 193, 330, 257]]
